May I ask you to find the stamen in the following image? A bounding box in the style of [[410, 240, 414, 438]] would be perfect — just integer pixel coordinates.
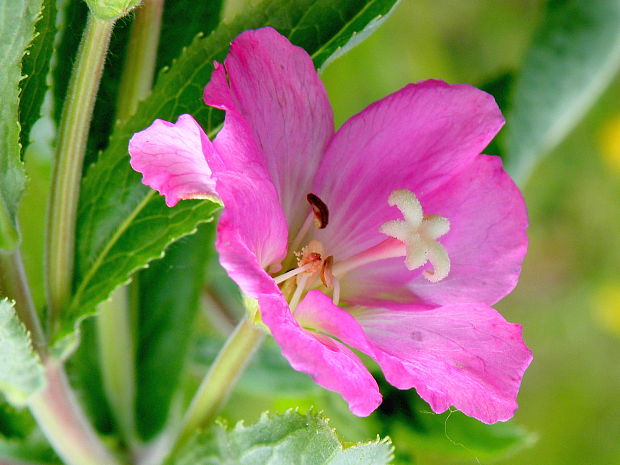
[[380, 189, 451, 282], [320, 256, 334, 288], [307, 193, 329, 229], [289, 275, 309, 312], [273, 262, 315, 284], [332, 277, 341, 306]]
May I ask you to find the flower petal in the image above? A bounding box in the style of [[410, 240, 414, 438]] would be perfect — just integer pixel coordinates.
[[203, 27, 334, 233], [353, 303, 532, 424], [209, 108, 289, 285], [128, 115, 216, 207], [343, 155, 527, 305], [312, 80, 504, 259], [214, 172, 288, 293], [263, 290, 381, 416], [201, 37, 292, 278]]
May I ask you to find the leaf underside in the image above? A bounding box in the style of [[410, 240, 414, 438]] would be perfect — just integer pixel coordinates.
[[0, 300, 45, 407]]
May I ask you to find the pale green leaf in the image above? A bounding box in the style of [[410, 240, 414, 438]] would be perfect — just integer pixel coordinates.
[[503, 0, 620, 183], [0, 300, 45, 406], [84, 0, 140, 20], [173, 410, 393, 465], [0, 0, 44, 247]]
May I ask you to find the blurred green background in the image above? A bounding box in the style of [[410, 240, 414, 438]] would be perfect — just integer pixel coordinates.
[[319, 0, 620, 463]]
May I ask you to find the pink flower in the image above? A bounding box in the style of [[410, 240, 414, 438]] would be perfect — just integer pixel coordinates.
[[129, 27, 532, 423]]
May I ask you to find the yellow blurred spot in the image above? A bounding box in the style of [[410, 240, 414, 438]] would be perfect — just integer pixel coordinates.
[[592, 283, 620, 336], [599, 115, 620, 175]]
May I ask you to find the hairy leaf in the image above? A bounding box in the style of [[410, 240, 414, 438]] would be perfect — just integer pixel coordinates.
[[68, 0, 400, 349], [503, 0, 620, 183], [0, 300, 45, 406], [173, 410, 393, 465]]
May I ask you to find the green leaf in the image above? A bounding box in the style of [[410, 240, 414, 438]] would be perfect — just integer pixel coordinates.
[[376, 387, 535, 462], [173, 410, 393, 465], [395, 413, 535, 461], [19, 0, 56, 151], [135, 223, 215, 440], [0, 0, 44, 247], [56, 196, 219, 355], [67, 317, 114, 434], [0, 401, 36, 438], [0, 300, 45, 406], [503, 0, 620, 183], [0, 431, 58, 465], [290, 0, 402, 71], [70, 0, 401, 351], [156, 0, 224, 70], [53, 0, 87, 126]]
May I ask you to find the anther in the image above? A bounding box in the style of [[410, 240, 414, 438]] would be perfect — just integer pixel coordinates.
[[307, 193, 329, 229]]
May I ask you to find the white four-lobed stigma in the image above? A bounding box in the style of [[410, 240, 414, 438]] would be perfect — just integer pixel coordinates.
[[380, 189, 451, 282]]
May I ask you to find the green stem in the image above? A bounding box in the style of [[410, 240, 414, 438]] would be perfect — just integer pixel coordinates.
[[46, 14, 115, 332], [0, 250, 46, 355], [173, 316, 264, 451], [29, 360, 122, 465], [96, 0, 165, 446], [116, 0, 165, 122], [97, 286, 136, 444]]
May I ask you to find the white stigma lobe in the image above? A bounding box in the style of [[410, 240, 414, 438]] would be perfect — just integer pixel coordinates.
[[380, 189, 451, 282]]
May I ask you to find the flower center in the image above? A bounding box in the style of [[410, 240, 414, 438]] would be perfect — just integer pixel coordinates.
[[273, 189, 451, 308]]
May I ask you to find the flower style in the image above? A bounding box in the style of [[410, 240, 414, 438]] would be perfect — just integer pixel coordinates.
[[129, 27, 532, 423]]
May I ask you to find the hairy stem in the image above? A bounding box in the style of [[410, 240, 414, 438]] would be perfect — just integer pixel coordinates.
[[29, 360, 122, 465], [45, 14, 115, 332], [0, 249, 46, 355]]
